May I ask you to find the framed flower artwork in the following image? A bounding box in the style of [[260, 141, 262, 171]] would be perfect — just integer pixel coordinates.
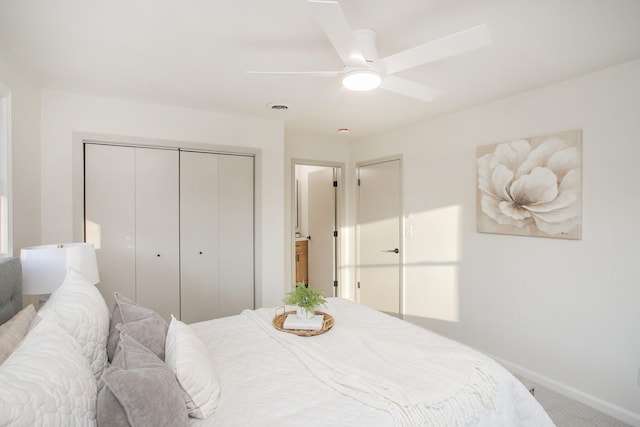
[[476, 129, 582, 240]]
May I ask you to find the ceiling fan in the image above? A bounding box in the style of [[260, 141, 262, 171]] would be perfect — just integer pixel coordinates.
[[247, 0, 492, 102]]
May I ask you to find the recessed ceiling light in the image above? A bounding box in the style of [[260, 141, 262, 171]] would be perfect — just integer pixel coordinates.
[[338, 128, 350, 134]]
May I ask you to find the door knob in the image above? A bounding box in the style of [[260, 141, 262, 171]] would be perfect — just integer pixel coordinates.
[[382, 248, 399, 254]]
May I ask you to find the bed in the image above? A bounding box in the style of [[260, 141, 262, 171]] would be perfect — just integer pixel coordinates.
[[0, 260, 554, 426]]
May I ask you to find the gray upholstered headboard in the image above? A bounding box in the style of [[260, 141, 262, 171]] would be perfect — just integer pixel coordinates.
[[0, 256, 22, 324]]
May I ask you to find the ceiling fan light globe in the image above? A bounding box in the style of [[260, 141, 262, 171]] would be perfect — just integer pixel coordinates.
[[342, 70, 381, 91]]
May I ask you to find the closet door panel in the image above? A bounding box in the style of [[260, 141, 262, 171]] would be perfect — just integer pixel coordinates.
[[84, 144, 136, 312], [135, 148, 180, 321], [180, 151, 220, 323], [219, 155, 254, 317]]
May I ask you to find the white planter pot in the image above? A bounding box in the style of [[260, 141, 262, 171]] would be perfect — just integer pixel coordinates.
[[296, 306, 315, 319]]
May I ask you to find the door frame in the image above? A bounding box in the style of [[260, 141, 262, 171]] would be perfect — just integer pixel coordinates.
[[289, 159, 345, 297], [355, 155, 404, 317]]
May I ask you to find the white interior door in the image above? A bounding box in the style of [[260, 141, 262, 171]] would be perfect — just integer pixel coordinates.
[[356, 159, 401, 317], [134, 148, 180, 321], [85, 144, 180, 320], [219, 154, 254, 317], [180, 151, 254, 323], [307, 167, 335, 297], [85, 144, 136, 312], [180, 151, 220, 323]]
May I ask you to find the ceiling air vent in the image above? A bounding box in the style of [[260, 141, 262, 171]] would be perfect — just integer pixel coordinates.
[[267, 103, 288, 111]]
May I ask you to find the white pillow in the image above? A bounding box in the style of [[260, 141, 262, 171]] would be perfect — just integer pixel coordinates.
[[165, 315, 220, 418], [0, 312, 97, 426], [40, 267, 109, 379]]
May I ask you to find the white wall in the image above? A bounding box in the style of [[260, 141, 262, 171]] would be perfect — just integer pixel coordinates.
[[295, 164, 328, 237], [0, 39, 41, 255], [40, 89, 285, 307], [349, 60, 640, 424]]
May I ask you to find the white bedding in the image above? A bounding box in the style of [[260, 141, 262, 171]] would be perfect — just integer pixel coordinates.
[[0, 311, 97, 426], [189, 298, 553, 427], [1, 280, 554, 426]]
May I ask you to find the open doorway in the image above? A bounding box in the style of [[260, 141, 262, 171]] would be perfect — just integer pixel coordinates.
[[293, 163, 342, 297]]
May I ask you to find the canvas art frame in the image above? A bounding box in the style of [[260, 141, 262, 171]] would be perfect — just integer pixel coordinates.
[[476, 129, 582, 240]]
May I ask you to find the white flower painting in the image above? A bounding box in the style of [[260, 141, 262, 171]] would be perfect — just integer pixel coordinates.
[[476, 129, 581, 239]]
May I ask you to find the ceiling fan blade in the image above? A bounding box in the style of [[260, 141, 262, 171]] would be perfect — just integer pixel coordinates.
[[308, 0, 366, 67], [246, 70, 342, 77], [378, 23, 492, 75], [379, 76, 443, 102]]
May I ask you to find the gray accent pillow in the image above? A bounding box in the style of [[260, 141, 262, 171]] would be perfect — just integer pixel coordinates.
[[107, 293, 168, 361], [113, 318, 167, 361], [97, 333, 188, 427], [111, 332, 162, 370]]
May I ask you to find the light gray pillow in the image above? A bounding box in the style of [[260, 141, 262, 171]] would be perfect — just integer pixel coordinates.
[[0, 304, 36, 364], [111, 332, 162, 370], [109, 293, 158, 326], [107, 293, 168, 361], [97, 333, 188, 427], [113, 317, 167, 361]]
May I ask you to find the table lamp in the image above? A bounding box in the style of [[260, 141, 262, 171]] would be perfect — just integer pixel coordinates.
[[20, 243, 100, 297]]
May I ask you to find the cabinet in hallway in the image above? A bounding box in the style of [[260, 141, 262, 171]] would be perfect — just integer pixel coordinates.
[[84, 143, 254, 322], [295, 239, 308, 284]]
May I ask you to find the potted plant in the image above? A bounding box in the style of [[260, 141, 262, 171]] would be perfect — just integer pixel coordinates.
[[283, 282, 327, 319]]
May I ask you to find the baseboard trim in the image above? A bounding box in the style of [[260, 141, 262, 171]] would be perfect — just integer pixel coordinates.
[[488, 354, 640, 427]]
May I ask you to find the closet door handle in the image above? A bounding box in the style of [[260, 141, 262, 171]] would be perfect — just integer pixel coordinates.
[[382, 248, 399, 254]]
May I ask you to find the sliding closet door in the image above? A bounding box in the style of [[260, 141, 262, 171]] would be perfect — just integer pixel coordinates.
[[85, 144, 136, 312], [180, 151, 254, 323], [180, 151, 220, 323], [135, 148, 180, 321], [219, 154, 254, 317]]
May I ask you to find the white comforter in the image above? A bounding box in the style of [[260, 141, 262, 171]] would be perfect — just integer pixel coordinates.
[[189, 298, 553, 427]]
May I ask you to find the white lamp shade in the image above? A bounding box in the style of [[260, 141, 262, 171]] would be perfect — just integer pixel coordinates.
[[342, 70, 382, 91], [65, 243, 100, 285], [20, 243, 100, 295]]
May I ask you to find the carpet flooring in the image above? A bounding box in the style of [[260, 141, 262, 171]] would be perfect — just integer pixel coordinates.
[[514, 375, 632, 427]]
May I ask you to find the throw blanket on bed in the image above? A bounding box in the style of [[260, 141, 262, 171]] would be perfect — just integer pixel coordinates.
[[243, 299, 497, 427]]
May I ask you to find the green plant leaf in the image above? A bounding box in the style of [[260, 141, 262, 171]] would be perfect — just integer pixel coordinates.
[[283, 282, 327, 312]]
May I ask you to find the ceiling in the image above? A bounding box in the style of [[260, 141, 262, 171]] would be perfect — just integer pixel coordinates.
[[0, 0, 639, 140]]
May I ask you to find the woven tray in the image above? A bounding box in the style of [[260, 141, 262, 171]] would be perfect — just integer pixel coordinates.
[[272, 310, 334, 337]]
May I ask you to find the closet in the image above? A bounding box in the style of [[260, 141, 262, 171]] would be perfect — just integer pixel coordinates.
[[84, 143, 254, 323], [179, 151, 254, 323]]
